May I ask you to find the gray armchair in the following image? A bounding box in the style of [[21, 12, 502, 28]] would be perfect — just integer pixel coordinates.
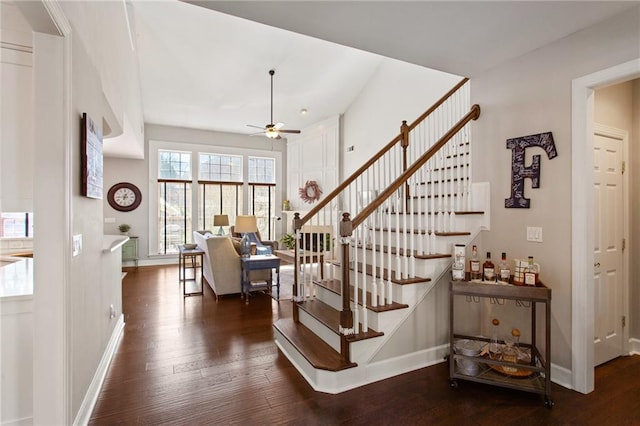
[[230, 226, 278, 254]]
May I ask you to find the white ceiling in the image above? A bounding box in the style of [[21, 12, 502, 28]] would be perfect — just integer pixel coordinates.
[[133, 1, 638, 137], [133, 1, 385, 136]]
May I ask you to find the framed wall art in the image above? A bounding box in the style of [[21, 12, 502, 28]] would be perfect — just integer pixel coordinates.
[[81, 112, 103, 199]]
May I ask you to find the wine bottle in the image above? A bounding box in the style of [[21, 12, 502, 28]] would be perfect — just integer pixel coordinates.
[[452, 244, 465, 281], [469, 245, 481, 281], [524, 255, 539, 286], [483, 251, 496, 283], [499, 252, 510, 284]]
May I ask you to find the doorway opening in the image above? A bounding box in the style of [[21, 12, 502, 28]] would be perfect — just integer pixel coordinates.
[[571, 58, 640, 394]]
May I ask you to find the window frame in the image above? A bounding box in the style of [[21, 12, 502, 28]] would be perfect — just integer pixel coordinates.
[[149, 140, 283, 256]]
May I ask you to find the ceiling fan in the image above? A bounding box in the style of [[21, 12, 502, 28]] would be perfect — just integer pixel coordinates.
[[247, 69, 301, 139]]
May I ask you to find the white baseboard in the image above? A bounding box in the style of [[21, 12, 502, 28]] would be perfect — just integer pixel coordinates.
[[73, 314, 125, 426], [550, 363, 573, 390], [1, 416, 33, 426], [629, 338, 640, 355]]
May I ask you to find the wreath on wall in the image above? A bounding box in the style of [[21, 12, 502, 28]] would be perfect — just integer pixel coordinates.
[[298, 180, 322, 204]]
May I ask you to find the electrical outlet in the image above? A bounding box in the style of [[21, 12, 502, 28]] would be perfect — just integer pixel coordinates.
[[526, 227, 543, 242]]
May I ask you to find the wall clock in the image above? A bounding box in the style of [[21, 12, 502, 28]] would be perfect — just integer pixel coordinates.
[[107, 182, 142, 212]]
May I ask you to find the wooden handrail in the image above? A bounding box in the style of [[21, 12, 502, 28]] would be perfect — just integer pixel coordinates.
[[298, 77, 469, 229], [352, 104, 480, 229], [407, 77, 469, 132]]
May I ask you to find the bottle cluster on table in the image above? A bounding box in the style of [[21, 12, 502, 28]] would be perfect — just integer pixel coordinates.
[[451, 244, 540, 286]]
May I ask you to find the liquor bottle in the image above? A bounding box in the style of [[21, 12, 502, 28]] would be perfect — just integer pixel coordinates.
[[524, 255, 539, 286], [451, 244, 465, 281], [499, 252, 510, 284], [483, 251, 496, 283], [469, 245, 481, 281], [489, 318, 501, 360]]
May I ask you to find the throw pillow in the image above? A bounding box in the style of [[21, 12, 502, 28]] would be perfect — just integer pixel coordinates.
[[231, 237, 242, 255]]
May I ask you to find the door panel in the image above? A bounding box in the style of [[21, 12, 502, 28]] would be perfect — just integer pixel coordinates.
[[593, 132, 624, 366]]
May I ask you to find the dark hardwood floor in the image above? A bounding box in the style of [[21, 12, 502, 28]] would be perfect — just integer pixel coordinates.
[[90, 265, 640, 425]]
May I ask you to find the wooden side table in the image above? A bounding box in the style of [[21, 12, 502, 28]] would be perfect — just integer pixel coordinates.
[[240, 255, 281, 304], [178, 245, 204, 296]]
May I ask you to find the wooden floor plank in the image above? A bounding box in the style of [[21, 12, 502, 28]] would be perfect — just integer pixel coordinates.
[[90, 265, 640, 425]]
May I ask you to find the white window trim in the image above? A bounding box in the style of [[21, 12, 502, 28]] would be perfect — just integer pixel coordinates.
[[149, 139, 282, 256]]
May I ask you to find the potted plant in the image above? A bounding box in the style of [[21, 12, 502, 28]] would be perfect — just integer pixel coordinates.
[[118, 224, 131, 235], [279, 233, 296, 250]]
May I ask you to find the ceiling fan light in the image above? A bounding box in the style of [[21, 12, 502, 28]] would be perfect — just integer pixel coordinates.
[[265, 128, 279, 139]]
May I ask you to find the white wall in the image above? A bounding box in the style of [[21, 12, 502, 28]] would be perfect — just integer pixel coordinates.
[[342, 58, 461, 176], [471, 6, 640, 371], [60, 1, 144, 159], [286, 115, 340, 213]]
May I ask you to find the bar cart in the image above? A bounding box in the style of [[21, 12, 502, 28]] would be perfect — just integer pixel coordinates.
[[449, 279, 554, 408]]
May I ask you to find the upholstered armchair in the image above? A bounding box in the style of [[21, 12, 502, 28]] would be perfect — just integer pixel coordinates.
[[230, 226, 278, 254]]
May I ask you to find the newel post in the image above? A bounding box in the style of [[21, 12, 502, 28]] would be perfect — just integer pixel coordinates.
[[292, 212, 302, 322], [339, 213, 354, 361], [401, 120, 410, 207]]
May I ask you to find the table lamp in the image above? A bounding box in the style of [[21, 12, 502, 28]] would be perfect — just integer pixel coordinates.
[[213, 214, 229, 236], [234, 215, 257, 258]]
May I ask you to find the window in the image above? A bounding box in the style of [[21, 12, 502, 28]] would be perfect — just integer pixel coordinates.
[[248, 156, 276, 238], [158, 150, 191, 254], [198, 153, 244, 231], [200, 153, 242, 182], [0, 212, 34, 238], [151, 142, 281, 255]]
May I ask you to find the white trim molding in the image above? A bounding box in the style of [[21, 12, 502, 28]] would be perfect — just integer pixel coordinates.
[[629, 338, 640, 355], [571, 57, 640, 394], [73, 315, 125, 426]]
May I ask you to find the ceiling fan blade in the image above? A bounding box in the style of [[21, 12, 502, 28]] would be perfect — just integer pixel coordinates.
[[274, 122, 284, 129], [249, 131, 266, 136], [278, 129, 301, 134], [247, 124, 266, 130]]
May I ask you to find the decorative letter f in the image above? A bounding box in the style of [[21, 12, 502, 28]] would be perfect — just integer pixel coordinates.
[[505, 132, 558, 208]]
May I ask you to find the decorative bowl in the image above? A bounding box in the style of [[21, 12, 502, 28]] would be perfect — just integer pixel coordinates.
[[183, 243, 197, 250]]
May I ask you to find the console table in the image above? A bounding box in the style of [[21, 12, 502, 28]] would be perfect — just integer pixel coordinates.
[[240, 255, 280, 304], [178, 245, 204, 296]]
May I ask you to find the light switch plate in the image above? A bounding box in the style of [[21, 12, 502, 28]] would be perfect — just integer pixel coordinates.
[[72, 234, 82, 256], [526, 227, 543, 242]]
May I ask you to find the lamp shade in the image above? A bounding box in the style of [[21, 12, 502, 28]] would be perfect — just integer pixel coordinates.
[[234, 215, 258, 234], [213, 214, 229, 227]]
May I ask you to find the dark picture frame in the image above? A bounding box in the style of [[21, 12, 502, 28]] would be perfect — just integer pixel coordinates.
[[81, 112, 103, 199]]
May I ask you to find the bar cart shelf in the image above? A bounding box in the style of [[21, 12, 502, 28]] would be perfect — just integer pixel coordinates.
[[449, 279, 553, 408]]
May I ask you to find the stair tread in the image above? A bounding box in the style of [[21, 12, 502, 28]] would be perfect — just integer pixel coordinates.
[[389, 211, 484, 216], [274, 318, 357, 372], [297, 299, 384, 342], [353, 243, 451, 259], [371, 227, 471, 236], [314, 278, 410, 312]]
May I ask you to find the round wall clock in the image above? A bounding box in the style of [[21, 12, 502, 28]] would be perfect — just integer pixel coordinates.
[[107, 182, 142, 212]]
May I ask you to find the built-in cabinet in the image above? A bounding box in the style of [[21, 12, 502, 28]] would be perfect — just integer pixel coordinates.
[[122, 236, 138, 268], [1, 10, 34, 212]]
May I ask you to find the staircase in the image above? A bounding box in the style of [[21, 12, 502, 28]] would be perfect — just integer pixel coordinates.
[[274, 78, 486, 393]]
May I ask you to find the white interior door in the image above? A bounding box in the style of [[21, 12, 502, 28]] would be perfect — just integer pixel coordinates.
[[593, 127, 625, 366]]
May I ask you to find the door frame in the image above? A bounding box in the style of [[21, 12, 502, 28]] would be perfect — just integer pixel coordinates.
[[592, 122, 630, 365], [571, 58, 639, 394]]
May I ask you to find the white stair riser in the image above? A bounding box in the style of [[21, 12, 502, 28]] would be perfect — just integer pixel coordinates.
[[298, 308, 340, 352]]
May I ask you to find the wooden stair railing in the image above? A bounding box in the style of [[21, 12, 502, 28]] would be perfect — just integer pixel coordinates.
[[290, 77, 478, 363]]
